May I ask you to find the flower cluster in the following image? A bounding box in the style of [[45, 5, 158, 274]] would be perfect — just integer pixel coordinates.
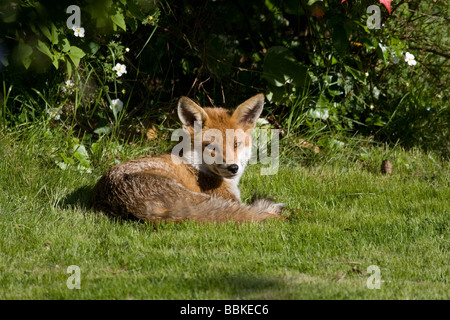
[[69, 25, 129, 119], [47, 108, 62, 120], [61, 79, 75, 95]]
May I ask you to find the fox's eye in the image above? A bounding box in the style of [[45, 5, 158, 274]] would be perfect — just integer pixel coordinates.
[[234, 141, 241, 149], [204, 144, 216, 156]]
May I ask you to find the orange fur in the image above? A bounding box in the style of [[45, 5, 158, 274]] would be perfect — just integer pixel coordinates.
[[91, 94, 284, 223]]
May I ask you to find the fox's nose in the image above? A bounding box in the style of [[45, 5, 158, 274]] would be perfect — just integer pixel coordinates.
[[227, 164, 239, 174]]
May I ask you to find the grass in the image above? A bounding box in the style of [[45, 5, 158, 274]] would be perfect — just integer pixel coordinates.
[[0, 126, 448, 300]]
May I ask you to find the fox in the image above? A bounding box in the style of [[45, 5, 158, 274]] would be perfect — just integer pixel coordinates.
[[90, 94, 284, 223]]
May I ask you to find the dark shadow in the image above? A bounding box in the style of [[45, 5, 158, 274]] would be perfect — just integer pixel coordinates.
[[60, 185, 94, 210], [171, 273, 294, 299], [59, 184, 150, 227], [217, 274, 284, 296]]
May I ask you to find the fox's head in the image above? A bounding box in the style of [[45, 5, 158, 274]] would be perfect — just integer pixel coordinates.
[[177, 94, 264, 179]]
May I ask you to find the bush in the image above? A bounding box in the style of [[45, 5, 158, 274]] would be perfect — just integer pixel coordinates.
[[0, 0, 448, 157]]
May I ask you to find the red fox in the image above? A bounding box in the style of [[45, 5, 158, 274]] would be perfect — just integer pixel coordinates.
[[90, 94, 284, 223]]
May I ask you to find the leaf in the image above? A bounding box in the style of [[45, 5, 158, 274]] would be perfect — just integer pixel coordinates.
[[265, 84, 286, 103], [94, 126, 112, 136], [61, 39, 70, 53], [332, 27, 349, 56], [316, 94, 330, 109], [23, 57, 32, 70], [376, 43, 389, 67], [68, 46, 85, 67], [111, 11, 127, 31], [88, 41, 101, 55], [59, 153, 75, 165], [39, 25, 52, 41], [0, 54, 9, 67], [331, 56, 339, 65], [344, 65, 366, 84], [262, 46, 309, 88], [91, 142, 103, 156], [17, 40, 33, 69], [36, 40, 52, 58], [360, 36, 376, 51], [78, 158, 92, 169], [52, 52, 61, 70], [127, 0, 146, 21], [331, 139, 345, 149], [66, 58, 72, 79], [50, 23, 59, 45], [126, 16, 138, 33], [56, 161, 69, 170], [366, 115, 386, 127], [73, 144, 89, 161]]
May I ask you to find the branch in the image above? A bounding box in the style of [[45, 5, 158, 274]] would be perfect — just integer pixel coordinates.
[[408, 46, 450, 59]]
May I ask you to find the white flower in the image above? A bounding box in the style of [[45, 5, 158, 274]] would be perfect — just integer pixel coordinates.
[[404, 52, 417, 66], [256, 118, 269, 126], [72, 26, 85, 38], [113, 63, 127, 77], [62, 79, 75, 94], [65, 79, 74, 88], [47, 108, 62, 120], [110, 99, 123, 113], [125, 47, 130, 52]]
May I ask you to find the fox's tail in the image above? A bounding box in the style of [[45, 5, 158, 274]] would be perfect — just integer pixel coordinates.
[[141, 197, 285, 223], [91, 171, 284, 223]]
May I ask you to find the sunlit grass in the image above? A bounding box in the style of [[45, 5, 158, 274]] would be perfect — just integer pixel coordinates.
[[0, 127, 448, 299]]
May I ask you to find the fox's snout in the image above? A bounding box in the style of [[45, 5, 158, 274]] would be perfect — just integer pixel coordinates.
[[227, 164, 239, 174], [212, 162, 240, 178]]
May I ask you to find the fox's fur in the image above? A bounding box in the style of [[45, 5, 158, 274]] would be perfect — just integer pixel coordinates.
[[90, 94, 284, 223]]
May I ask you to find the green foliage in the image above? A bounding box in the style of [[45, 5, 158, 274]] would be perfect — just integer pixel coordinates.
[[1, 1, 447, 300], [0, 0, 159, 138], [0, 0, 448, 157]]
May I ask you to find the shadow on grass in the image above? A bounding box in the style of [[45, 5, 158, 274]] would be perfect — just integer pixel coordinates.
[[179, 273, 295, 299], [60, 184, 147, 226], [60, 185, 94, 210]]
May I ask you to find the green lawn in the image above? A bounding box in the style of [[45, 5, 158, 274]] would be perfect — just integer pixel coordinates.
[[0, 128, 448, 299]]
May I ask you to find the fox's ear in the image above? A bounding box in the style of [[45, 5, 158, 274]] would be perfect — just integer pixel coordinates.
[[178, 97, 208, 128], [232, 94, 265, 130]]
